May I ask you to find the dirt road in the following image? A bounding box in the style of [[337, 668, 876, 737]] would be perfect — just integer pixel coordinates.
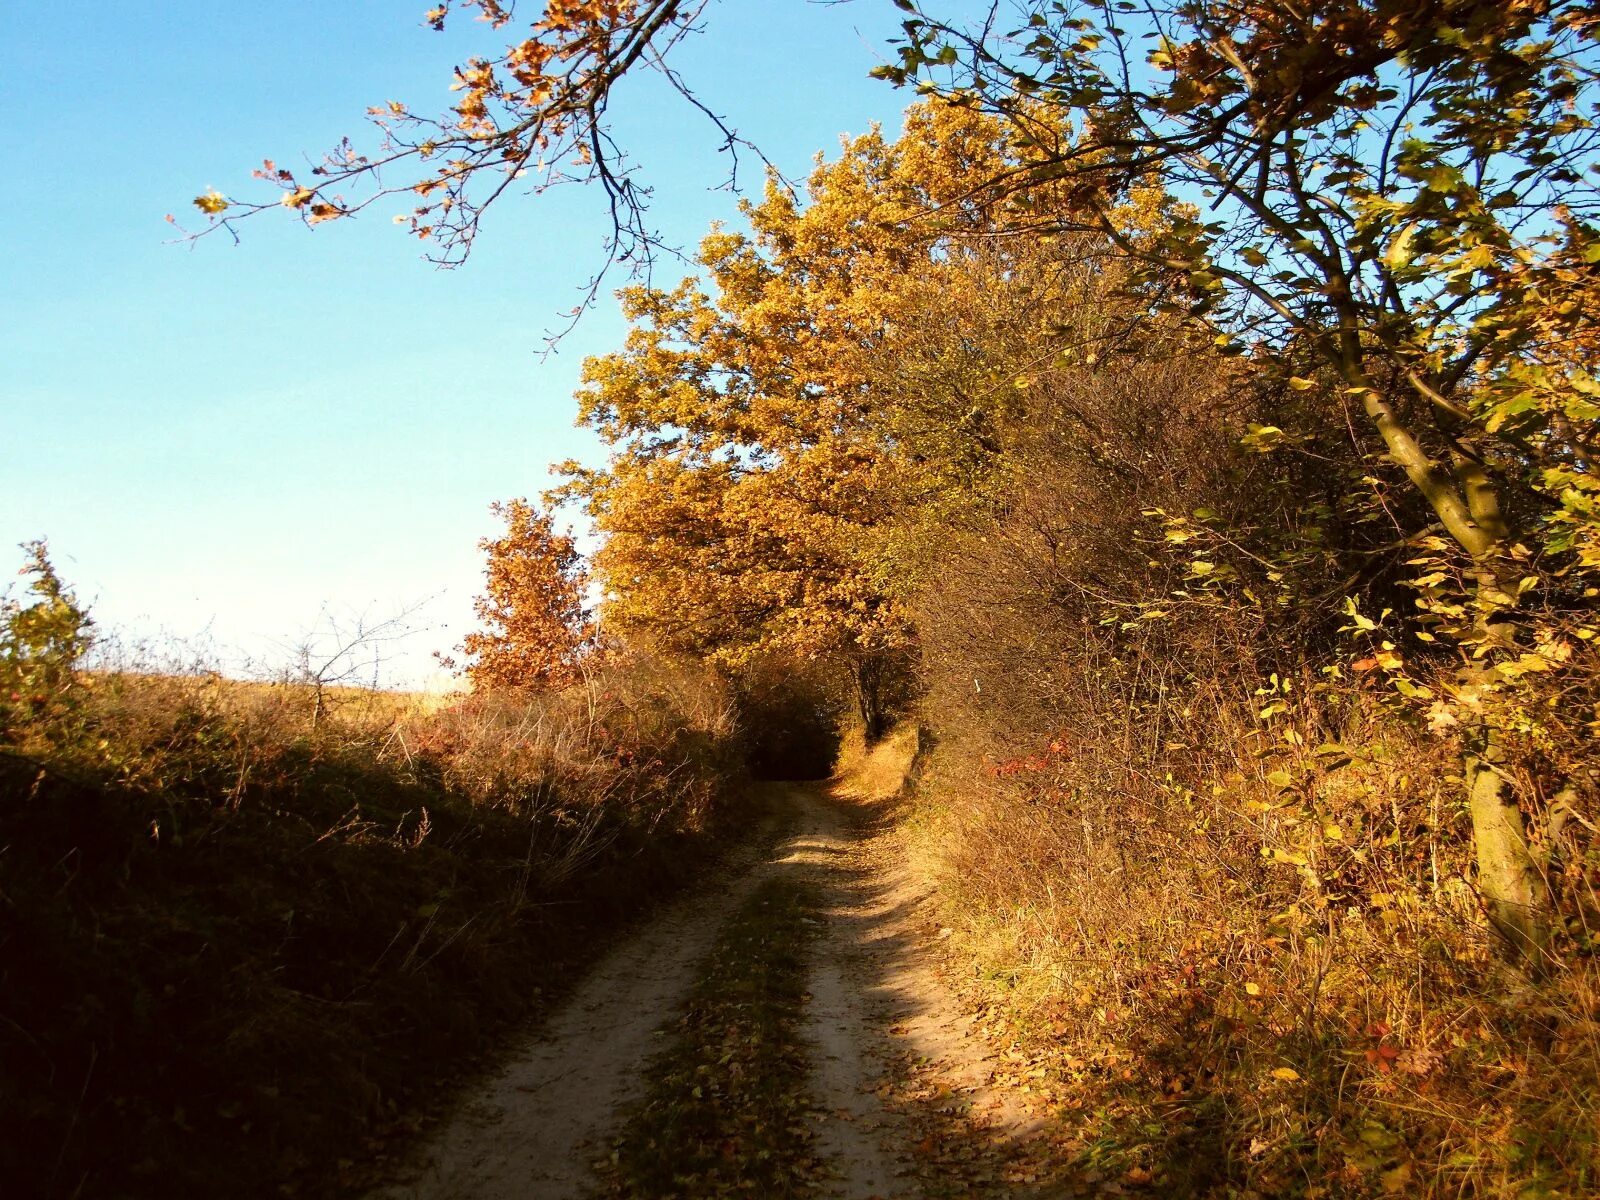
[[371, 783, 1051, 1200]]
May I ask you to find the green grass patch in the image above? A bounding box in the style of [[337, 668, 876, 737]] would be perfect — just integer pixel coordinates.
[[606, 875, 822, 1199]]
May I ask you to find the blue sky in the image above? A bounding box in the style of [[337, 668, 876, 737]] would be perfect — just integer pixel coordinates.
[[1, 1, 913, 687]]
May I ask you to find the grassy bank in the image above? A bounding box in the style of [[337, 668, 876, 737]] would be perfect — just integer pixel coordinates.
[[1, 661, 745, 1199], [902, 676, 1600, 1199]]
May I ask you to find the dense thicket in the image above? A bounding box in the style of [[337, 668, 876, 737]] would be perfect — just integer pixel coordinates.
[[547, 77, 1600, 1192]]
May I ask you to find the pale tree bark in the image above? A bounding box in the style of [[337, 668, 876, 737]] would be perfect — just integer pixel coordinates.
[[1352, 360, 1553, 968], [1465, 719, 1550, 969]]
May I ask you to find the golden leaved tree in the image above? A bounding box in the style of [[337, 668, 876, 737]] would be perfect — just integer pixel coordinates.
[[452, 498, 595, 692], [556, 103, 1106, 734]]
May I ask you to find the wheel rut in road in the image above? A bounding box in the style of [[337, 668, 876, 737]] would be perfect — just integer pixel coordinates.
[[791, 788, 1052, 1200], [368, 809, 782, 1200]]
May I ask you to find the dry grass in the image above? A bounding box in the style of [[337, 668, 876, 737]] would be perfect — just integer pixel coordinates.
[[833, 720, 922, 802], [0, 653, 748, 1200], [906, 676, 1600, 1198]]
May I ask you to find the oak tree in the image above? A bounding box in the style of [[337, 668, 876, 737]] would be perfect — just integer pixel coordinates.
[[557, 103, 1096, 733]]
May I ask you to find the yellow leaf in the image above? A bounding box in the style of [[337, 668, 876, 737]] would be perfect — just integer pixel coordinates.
[[1270, 1067, 1301, 1081], [193, 190, 229, 216], [1380, 1162, 1413, 1193], [1244, 982, 1262, 996], [1383, 222, 1418, 269]]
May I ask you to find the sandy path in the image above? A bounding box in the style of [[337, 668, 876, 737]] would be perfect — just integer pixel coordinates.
[[787, 788, 1049, 1200], [368, 808, 791, 1200], [368, 783, 1047, 1200], [779, 810, 908, 1199]]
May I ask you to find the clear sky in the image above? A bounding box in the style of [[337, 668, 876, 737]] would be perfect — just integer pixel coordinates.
[[0, 1, 914, 687]]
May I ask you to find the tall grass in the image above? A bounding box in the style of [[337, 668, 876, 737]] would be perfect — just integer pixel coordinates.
[[903, 506, 1600, 1197], [911, 676, 1599, 1196], [1, 649, 746, 1200]]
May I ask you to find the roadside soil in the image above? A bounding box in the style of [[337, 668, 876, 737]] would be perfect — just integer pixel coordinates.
[[368, 782, 1058, 1200]]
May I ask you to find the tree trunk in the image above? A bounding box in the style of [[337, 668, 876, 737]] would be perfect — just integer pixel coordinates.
[[1464, 718, 1550, 972], [1459, 556, 1551, 970], [1350, 363, 1551, 967], [855, 658, 888, 744]]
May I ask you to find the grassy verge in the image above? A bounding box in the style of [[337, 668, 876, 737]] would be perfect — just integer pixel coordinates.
[[1, 665, 745, 1200], [605, 875, 822, 1199], [906, 692, 1600, 1199]]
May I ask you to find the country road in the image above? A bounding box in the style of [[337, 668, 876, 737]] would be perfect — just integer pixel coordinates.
[[368, 781, 1057, 1200]]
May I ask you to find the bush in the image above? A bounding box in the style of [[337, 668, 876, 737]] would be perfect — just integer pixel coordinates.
[[0, 541, 94, 745], [902, 336, 1600, 1197]]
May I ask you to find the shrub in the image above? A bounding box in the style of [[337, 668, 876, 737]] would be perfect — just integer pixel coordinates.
[[902, 337, 1600, 1197], [0, 541, 94, 744]]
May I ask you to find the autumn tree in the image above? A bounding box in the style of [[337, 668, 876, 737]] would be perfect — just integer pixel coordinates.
[[872, 0, 1600, 965], [189, 0, 762, 325], [557, 103, 1105, 735], [454, 498, 595, 692], [1, 541, 95, 739]]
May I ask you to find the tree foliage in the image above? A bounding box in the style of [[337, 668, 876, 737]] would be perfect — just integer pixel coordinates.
[[187, 0, 763, 328], [885, 0, 1600, 564], [1, 541, 95, 737], [551, 101, 1163, 727], [454, 498, 595, 692], [868, 0, 1600, 962], [558, 107, 1021, 665]]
